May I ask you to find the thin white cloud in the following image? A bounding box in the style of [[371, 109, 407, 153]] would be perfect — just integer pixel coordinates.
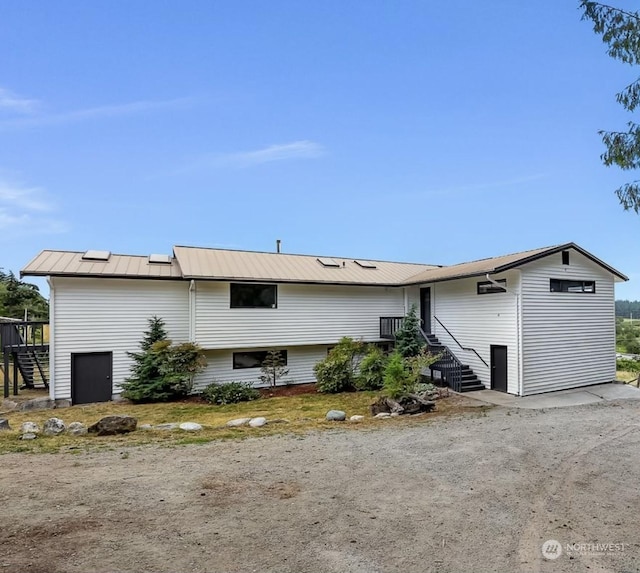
[[0, 96, 195, 129], [0, 179, 67, 235], [0, 182, 51, 211], [0, 87, 39, 114], [181, 140, 326, 172]]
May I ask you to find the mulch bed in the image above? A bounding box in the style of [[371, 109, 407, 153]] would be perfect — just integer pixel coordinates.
[[259, 383, 317, 398]]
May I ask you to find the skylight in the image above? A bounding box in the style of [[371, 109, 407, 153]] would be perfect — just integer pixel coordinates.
[[148, 254, 172, 264], [317, 257, 340, 268], [354, 260, 377, 269], [82, 250, 111, 261]]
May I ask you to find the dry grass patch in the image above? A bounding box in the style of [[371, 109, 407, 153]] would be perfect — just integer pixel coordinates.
[[0, 391, 485, 454]]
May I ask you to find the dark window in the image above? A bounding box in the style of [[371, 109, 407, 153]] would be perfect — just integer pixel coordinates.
[[477, 279, 507, 295], [562, 251, 570, 265], [550, 279, 595, 293], [233, 350, 288, 369], [230, 283, 277, 308]]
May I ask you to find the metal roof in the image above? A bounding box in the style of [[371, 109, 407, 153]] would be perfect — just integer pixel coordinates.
[[21, 250, 182, 279], [20, 243, 628, 284], [172, 246, 437, 285], [403, 243, 628, 284]]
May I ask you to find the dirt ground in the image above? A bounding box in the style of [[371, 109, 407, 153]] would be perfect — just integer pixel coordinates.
[[1, 399, 639, 573]]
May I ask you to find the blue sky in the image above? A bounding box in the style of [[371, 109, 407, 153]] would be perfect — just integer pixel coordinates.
[[1, 1, 639, 298]]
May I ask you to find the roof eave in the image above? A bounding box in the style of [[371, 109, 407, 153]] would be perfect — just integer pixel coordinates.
[[492, 243, 628, 281]]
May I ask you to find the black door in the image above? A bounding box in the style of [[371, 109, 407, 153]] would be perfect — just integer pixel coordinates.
[[71, 352, 113, 405], [420, 287, 431, 334], [490, 345, 508, 393]]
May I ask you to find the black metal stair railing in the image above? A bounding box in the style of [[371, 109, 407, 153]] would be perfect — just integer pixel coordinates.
[[418, 326, 463, 392], [379, 316, 463, 392]]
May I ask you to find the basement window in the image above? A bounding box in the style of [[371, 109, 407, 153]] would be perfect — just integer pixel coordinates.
[[230, 283, 277, 308], [233, 350, 288, 369], [477, 279, 507, 294], [562, 251, 570, 265], [550, 279, 595, 293]]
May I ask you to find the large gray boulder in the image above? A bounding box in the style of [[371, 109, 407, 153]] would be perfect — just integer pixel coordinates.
[[67, 422, 88, 436], [43, 417, 66, 436], [179, 422, 202, 431], [20, 421, 40, 434], [248, 417, 267, 428], [326, 410, 346, 421], [88, 415, 137, 436]]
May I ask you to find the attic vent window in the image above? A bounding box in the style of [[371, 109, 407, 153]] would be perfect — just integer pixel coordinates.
[[354, 260, 377, 269], [562, 251, 570, 265], [317, 257, 340, 268], [82, 250, 111, 261], [148, 254, 172, 264]]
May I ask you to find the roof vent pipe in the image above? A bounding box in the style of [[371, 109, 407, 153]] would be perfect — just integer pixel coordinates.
[[276, 239, 281, 254]]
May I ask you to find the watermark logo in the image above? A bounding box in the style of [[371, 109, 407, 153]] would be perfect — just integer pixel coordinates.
[[541, 539, 626, 559], [541, 540, 563, 560]]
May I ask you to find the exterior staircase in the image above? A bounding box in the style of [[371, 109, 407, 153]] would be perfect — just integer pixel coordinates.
[[14, 348, 49, 389], [424, 333, 485, 393], [1, 321, 50, 396]]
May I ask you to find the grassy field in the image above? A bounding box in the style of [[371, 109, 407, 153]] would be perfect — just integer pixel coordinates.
[[0, 391, 482, 454]]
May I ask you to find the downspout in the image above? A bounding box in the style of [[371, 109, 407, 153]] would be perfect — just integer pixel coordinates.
[[189, 280, 196, 343], [46, 276, 55, 401], [485, 273, 523, 397]]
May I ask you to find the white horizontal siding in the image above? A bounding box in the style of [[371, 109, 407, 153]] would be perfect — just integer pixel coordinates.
[[194, 344, 328, 390], [520, 250, 616, 395], [429, 271, 520, 393], [194, 282, 404, 349], [51, 278, 189, 399]]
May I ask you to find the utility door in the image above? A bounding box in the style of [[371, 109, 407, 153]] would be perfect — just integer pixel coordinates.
[[490, 345, 508, 393], [419, 287, 431, 334], [71, 352, 113, 405]]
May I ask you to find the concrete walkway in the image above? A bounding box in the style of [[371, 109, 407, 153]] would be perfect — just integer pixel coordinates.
[[467, 382, 640, 409]]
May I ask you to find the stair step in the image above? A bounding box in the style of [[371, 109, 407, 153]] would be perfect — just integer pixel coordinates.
[[459, 383, 485, 392]]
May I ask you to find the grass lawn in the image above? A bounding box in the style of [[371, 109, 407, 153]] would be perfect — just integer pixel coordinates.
[[0, 391, 483, 454], [617, 370, 640, 384]]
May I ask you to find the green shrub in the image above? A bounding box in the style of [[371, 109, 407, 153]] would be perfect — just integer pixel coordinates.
[[315, 337, 366, 393], [617, 358, 640, 373], [405, 349, 440, 386], [383, 351, 412, 399], [355, 345, 387, 390], [121, 317, 207, 403], [202, 381, 261, 405]]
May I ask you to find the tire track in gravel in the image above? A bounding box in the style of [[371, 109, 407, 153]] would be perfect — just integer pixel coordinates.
[[517, 423, 640, 573]]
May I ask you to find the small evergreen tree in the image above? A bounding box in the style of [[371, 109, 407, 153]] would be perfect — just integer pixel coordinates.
[[383, 351, 412, 399], [121, 316, 206, 402], [394, 304, 425, 358], [259, 350, 290, 388]]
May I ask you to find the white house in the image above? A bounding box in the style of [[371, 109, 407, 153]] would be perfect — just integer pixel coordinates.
[[20, 243, 626, 404]]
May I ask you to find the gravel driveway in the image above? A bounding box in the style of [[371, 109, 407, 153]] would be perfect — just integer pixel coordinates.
[[1, 399, 639, 573]]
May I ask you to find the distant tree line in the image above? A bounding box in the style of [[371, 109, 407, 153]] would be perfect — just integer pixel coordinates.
[[0, 270, 49, 321], [616, 300, 640, 318]]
